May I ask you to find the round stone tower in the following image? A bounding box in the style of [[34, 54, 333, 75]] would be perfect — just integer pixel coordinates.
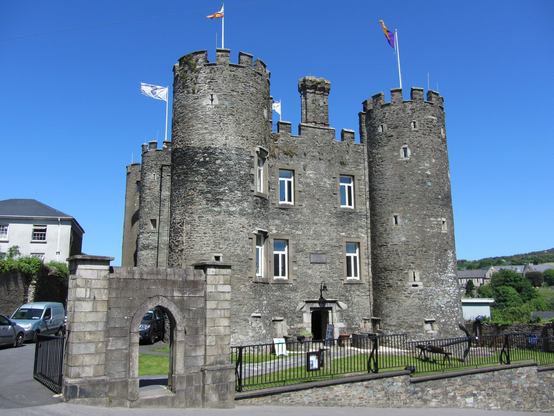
[[360, 87, 462, 339], [168, 49, 272, 269]]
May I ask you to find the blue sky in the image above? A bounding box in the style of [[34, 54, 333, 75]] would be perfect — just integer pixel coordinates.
[[1, 0, 552, 266]]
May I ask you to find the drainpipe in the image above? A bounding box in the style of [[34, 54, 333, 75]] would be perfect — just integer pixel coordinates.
[[56, 217, 61, 262]]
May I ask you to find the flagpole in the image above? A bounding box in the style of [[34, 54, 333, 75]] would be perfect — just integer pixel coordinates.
[[396, 29, 402, 90], [164, 87, 168, 141], [222, 14, 225, 48]]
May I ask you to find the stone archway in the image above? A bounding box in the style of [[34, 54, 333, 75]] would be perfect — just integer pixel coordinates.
[[63, 256, 235, 408], [129, 296, 185, 396]]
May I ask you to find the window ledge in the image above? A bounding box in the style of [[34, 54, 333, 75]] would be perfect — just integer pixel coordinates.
[[272, 278, 292, 284], [276, 204, 297, 209], [253, 191, 268, 199], [30, 240, 47, 244]]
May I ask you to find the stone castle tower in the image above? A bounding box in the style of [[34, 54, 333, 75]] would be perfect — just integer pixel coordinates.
[[360, 88, 460, 338], [122, 49, 462, 343]]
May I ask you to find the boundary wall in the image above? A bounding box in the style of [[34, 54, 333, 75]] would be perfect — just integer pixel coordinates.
[[237, 363, 554, 412], [62, 255, 234, 408]]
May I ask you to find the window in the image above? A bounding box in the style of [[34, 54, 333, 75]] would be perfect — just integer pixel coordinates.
[[0, 224, 8, 240], [340, 176, 354, 208], [279, 170, 294, 204], [31, 253, 45, 261], [273, 240, 288, 279], [254, 148, 268, 196], [401, 145, 410, 159], [257, 156, 265, 193], [32, 225, 47, 241], [150, 219, 157, 230], [393, 215, 399, 226], [256, 233, 265, 277], [345, 243, 360, 280]]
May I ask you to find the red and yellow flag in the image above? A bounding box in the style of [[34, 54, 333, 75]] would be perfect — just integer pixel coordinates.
[[207, 1, 224, 19]]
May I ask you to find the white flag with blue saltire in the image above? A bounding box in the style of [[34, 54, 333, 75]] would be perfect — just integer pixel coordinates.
[[272, 100, 281, 115], [141, 83, 168, 102]]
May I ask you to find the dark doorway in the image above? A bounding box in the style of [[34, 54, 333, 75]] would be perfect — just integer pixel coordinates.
[[311, 308, 330, 340]]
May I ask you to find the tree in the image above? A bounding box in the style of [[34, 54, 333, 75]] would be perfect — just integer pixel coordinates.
[[526, 271, 544, 287], [477, 284, 495, 298], [490, 269, 536, 302], [493, 286, 523, 308], [544, 269, 554, 286], [465, 280, 475, 297], [6, 245, 21, 260]]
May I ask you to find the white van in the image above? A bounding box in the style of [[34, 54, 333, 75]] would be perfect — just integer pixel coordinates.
[[11, 302, 65, 342]]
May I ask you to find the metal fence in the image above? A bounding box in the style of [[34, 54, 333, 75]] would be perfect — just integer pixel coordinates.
[[232, 333, 554, 392], [34, 334, 65, 394]]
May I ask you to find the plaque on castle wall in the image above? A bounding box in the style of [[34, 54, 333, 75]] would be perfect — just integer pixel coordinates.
[[310, 254, 327, 264]]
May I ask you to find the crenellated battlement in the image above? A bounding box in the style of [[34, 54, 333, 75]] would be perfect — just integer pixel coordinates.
[[141, 140, 172, 154], [173, 49, 270, 77], [362, 87, 444, 113]]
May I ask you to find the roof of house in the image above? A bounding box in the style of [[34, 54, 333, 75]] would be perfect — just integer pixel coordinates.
[[0, 199, 84, 233], [526, 264, 554, 273], [457, 269, 488, 278], [531, 311, 554, 321], [494, 265, 525, 274]]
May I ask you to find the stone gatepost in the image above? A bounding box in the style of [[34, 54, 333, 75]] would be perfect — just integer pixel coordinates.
[[195, 261, 235, 408], [63, 255, 113, 403]]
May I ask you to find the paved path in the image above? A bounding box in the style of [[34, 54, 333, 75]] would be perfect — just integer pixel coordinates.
[[1, 404, 551, 416]]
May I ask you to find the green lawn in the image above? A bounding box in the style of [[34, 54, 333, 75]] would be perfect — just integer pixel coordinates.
[[138, 354, 169, 376]]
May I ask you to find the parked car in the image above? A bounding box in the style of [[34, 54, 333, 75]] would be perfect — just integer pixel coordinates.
[[139, 307, 164, 344], [11, 302, 65, 342], [0, 314, 25, 347]]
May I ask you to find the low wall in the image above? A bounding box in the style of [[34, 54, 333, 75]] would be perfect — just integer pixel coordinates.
[[237, 364, 554, 412]]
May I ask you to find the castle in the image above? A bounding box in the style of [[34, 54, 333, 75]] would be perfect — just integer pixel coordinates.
[[121, 49, 462, 345]]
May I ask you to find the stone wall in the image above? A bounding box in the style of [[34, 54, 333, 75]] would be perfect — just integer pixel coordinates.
[[0, 267, 67, 315], [0, 271, 29, 315], [237, 364, 554, 412], [63, 255, 234, 408]]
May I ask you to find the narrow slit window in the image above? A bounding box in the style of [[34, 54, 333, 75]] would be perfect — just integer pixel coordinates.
[[393, 215, 399, 226]]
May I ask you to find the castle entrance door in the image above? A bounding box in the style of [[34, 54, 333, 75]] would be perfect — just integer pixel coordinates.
[[311, 308, 330, 341]]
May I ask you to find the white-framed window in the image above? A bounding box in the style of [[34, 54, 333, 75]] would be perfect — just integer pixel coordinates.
[[273, 239, 288, 279], [255, 233, 265, 277], [32, 225, 47, 241], [340, 176, 354, 208], [279, 170, 294, 204], [0, 224, 8, 240], [345, 242, 360, 280], [31, 253, 45, 261]]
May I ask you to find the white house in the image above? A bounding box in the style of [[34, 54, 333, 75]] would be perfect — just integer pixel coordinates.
[[0, 199, 84, 263]]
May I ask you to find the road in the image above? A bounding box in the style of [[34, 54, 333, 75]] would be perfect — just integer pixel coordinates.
[[0, 342, 62, 409]]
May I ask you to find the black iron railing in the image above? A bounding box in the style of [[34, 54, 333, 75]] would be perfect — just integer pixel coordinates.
[[34, 334, 65, 394], [232, 333, 554, 392]]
